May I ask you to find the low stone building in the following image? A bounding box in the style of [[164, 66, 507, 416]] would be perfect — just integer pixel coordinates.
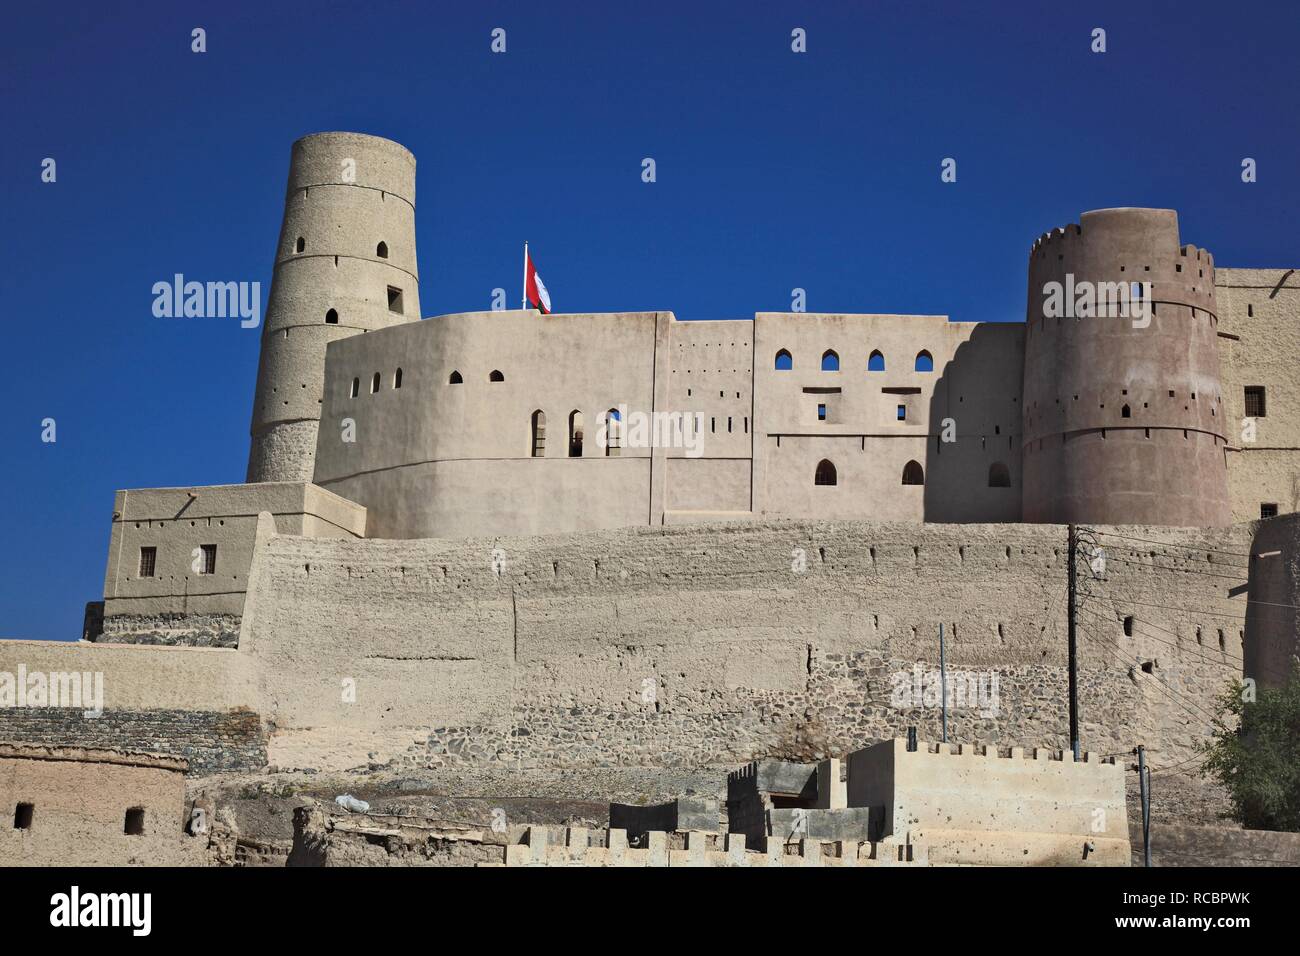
[[0, 744, 192, 866]]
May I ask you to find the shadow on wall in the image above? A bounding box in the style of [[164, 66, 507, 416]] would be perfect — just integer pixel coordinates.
[[922, 324, 1024, 522], [1245, 512, 1300, 689]]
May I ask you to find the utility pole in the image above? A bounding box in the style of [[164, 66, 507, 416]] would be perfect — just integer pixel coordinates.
[[1137, 745, 1151, 867], [939, 622, 948, 744], [1067, 523, 1080, 760]]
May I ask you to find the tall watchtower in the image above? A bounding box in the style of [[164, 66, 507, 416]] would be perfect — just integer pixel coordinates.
[[1021, 208, 1231, 526], [247, 132, 420, 482]]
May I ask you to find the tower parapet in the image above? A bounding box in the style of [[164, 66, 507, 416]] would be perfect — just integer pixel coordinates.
[[247, 132, 420, 482], [1021, 208, 1230, 526]]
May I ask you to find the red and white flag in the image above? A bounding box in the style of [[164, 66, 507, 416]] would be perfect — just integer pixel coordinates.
[[524, 243, 551, 314]]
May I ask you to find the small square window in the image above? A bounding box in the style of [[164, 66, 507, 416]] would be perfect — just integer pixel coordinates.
[[14, 803, 34, 830], [138, 547, 157, 578], [198, 544, 217, 575], [387, 286, 404, 314], [817, 404, 826, 421], [1261, 503, 1279, 520], [897, 405, 906, 421], [124, 808, 145, 836]]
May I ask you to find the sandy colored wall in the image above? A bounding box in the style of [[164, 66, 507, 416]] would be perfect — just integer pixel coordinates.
[[1217, 267, 1300, 522], [848, 738, 1128, 865], [232, 519, 1249, 778], [751, 313, 1024, 522], [0, 747, 188, 866]]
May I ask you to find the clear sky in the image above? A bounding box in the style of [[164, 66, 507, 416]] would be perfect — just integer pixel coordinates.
[[1, 0, 1297, 640]]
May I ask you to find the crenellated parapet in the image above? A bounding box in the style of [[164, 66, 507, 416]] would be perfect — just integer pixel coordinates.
[[1022, 208, 1231, 526]]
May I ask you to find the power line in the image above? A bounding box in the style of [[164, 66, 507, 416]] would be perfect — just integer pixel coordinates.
[[1080, 527, 1253, 560], [1101, 553, 1249, 582], [1077, 605, 1245, 666], [1078, 616, 1224, 731]]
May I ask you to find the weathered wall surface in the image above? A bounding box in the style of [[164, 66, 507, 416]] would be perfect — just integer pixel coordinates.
[[0, 641, 263, 773], [0, 746, 190, 866], [1217, 267, 1300, 522], [0, 518, 1253, 787], [235, 519, 1250, 777], [1245, 512, 1300, 688]]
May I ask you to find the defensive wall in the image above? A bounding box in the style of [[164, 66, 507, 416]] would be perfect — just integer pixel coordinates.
[[2, 518, 1254, 791]]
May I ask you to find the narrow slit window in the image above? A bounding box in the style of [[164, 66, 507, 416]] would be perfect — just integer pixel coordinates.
[[387, 286, 404, 314]]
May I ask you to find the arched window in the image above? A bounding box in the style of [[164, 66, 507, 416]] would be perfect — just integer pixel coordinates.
[[350, 377, 360, 398], [376, 241, 389, 259], [325, 309, 338, 324], [394, 368, 403, 389], [815, 459, 837, 486], [988, 462, 1010, 487], [821, 349, 840, 372], [775, 349, 793, 371], [371, 372, 381, 394], [915, 350, 934, 373], [295, 237, 305, 253], [1121, 404, 1131, 418], [531, 410, 546, 457], [569, 410, 584, 457], [489, 370, 505, 382], [902, 460, 924, 485], [448, 371, 463, 385], [868, 350, 886, 372], [605, 408, 621, 457]]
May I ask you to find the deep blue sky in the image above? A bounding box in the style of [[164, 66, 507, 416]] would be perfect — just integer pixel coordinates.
[[1, 1, 1296, 640]]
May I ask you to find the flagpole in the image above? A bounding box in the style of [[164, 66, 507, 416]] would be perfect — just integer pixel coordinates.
[[522, 241, 528, 310]]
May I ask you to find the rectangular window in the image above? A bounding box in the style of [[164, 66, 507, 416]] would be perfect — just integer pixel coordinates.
[[817, 404, 826, 421], [124, 808, 145, 836], [199, 544, 217, 575], [897, 404, 906, 421], [14, 803, 34, 830], [1261, 503, 1279, 519], [386, 286, 404, 314], [138, 547, 157, 578], [1244, 386, 1266, 418]]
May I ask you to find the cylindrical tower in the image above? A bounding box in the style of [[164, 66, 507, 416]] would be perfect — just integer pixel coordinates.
[[1022, 208, 1230, 526], [247, 131, 420, 482]]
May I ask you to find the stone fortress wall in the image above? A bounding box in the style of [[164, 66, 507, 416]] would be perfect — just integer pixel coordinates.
[[0, 516, 1254, 787]]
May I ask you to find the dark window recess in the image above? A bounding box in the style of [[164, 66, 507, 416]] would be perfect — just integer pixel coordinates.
[[387, 286, 404, 314], [1244, 386, 1266, 418], [295, 237, 305, 253], [902, 460, 924, 485], [325, 309, 338, 324], [139, 547, 157, 578], [14, 803, 34, 830], [449, 371, 463, 385], [817, 404, 827, 421], [199, 544, 217, 575], [124, 808, 145, 836], [1261, 503, 1279, 519], [1123, 616, 1134, 637], [815, 459, 837, 486]]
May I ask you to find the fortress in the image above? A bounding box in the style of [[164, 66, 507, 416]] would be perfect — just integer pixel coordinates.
[[238, 135, 1292, 538], [2, 132, 1299, 864]]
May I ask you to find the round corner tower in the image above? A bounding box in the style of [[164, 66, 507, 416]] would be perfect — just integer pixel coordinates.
[[1021, 207, 1231, 526], [247, 131, 421, 482]]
